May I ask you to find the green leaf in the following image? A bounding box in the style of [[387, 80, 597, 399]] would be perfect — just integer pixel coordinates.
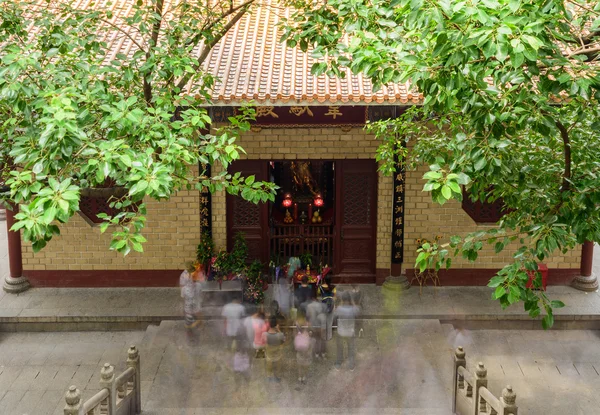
[[488, 275, 504, 287], [542, 313, 554, 329], [33, 162, 44, 174], [522, 35, 541, 51], [456, 173, 470, 185], [448, 181, 461, 193], [441, 185, 452, 199], [42, 205, 58, 224], [423, 171, 443, 180], [131, 240, 144, 252], [474, 158, 486, 171], [493, 285, 506, 299], [550, 300, 565, 308], [508, 0, 520, 12]]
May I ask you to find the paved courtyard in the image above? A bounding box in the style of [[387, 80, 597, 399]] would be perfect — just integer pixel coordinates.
[[2, 321, 600, 414]]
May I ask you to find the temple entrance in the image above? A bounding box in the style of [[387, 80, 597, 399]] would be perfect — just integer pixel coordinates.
[[227, 159, 377, 283]]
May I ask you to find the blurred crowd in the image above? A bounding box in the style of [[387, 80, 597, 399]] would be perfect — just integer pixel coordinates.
[[180, 268, 362, 384]]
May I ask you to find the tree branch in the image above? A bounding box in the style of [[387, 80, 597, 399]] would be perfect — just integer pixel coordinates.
[[564, 0, 600, 16], [555, 120, 572, 192], [98, 18, 146, 54], [567, 44, 600, 60], [175, 3, 252, 92], [184, 0, 255, 49], [143, 0, 165, 106]]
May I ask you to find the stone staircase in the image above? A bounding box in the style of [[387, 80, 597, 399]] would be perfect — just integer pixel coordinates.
[[137, 318, 454, 414]]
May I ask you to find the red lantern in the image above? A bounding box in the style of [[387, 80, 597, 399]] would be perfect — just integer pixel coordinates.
[[314, 194, 324, 207], [282, 193, 293, 208]]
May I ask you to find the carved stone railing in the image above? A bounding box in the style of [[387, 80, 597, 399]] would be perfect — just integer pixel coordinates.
[[453, 346, 518, 415], [64, 345, 141, 415]]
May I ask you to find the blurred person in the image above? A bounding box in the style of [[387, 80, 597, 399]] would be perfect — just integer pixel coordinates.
[[222, 295, 245, 351], [252, 310, 269, 358], [179, 263, 203, 330], [294, 323, 315, 384], [273, 274, 292, 316], [269, 300, 289, 344], [243, 303, 257, 348], [318, 274, 336, 343], [334, 291, 359, 371], [350, 285, 364, 338], [269, 300, 286, 327], [306, 296, 326, 358], [264, 316, 285, 381], [295, 275, 313, 316], [233, 337, 251, 387]]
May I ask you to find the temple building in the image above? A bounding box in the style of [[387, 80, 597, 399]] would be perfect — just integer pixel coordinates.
[[5, 2, 591, 289]]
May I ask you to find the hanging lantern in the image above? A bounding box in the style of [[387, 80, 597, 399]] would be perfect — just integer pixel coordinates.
[[314, 193, 324, 207], [282, 193, 293, 208]]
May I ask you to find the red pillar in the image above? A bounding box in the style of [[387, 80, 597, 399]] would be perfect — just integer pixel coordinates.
[[3, 205, 30, 293], [580, 240, 594, 277], [6, 206, 23, 278], [572, 241, 598, 292]]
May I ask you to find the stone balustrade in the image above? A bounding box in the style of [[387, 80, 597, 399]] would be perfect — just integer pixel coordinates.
[[453, 346, 518, 415], [64, 345, 141, 415]]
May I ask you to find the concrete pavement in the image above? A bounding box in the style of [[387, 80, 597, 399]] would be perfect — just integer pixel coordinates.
[[3, 215, 600, 330], [3, 284, 600, 331]]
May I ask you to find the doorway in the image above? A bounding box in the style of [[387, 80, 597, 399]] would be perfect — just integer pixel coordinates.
[[226, 159, 377, 283]]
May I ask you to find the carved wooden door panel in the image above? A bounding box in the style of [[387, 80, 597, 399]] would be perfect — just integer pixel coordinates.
[[226, 160, 269, 264], [335, 160, 377, 282]]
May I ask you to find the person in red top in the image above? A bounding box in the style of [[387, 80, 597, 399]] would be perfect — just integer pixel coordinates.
[[252, 310, 269, 358]]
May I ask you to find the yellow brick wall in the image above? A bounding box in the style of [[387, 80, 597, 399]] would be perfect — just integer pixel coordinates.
[[402, 163, 581, 271], [22, 191, 201, 271], [23, 125, 580, 274]]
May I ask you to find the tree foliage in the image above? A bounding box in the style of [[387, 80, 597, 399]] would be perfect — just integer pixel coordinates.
[[283, 0, 600, 326], [0, 0, 276, 255]]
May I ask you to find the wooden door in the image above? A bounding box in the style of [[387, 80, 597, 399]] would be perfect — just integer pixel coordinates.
[[226, 160, 269, 263], [335, 160, 377, 283]]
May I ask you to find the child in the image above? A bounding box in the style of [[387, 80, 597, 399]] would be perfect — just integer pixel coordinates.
[[263, 316, 285, 381], [295, 324, 315, 384], [252, 310, 268, 358]]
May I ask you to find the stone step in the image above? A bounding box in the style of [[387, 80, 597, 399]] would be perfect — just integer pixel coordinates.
[[141, 408, 450, 415]]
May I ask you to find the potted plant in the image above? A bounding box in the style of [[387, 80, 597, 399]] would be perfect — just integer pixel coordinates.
[[196, 231, 215, 279], [299, 252, 313, 270], [244, 260, 266, 304], [229, 232, 249, 276], [210, 250, 230, 283]]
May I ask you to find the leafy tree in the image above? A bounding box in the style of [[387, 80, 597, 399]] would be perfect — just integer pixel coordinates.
[[0, 0, 280, 255], [283, 0, 600, 326]]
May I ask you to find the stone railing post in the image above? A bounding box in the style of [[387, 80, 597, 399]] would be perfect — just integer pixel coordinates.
[[99, 363, 116, 415], [126, 345, 142, 414], [64, 385, 82, 415], [500, 385, 518, 415], [452, 346, 466, 413], [474, 362, 488, 415]]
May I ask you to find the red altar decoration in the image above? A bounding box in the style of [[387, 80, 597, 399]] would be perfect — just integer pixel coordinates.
[[293, 267, 331, 284]]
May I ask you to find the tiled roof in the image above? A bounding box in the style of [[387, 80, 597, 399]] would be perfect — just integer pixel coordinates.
[[200, 3, 421, 106], [26, 0, 420, 106]]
